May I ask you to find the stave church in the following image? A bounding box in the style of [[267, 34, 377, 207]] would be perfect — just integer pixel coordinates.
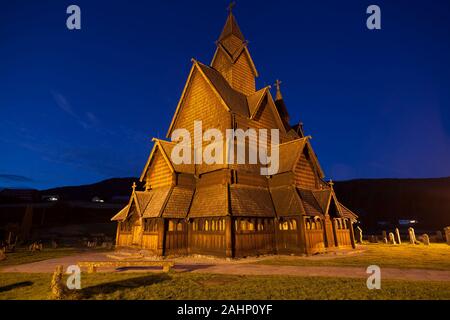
[[112, 6, 357, 257]]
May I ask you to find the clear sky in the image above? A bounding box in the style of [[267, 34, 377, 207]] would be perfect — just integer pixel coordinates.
[[1, 0, 450, 189]]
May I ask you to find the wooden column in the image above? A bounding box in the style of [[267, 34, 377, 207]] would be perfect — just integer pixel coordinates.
[[157, 218, 166, 256], [324, 215, 335, 248], [349, 220, 356, 249], [273, 217, 279, 254], [297, 216, 308, 255], [225, 216, 234, 258], [115, 223, 120, 247]]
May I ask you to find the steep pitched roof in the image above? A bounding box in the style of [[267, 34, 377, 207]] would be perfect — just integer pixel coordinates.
[[111, 204, 130, 221], [196, 61, 249, 117], [270, 185, 305, 217], [230, 185, 275, 217], [337, 202, 358, 220], [133, 191, 153, 216], [297, 188, 324, 217], [312, 189, 332, 213], [141, 186, 172, 218], [140, 138, 195, 182], [247, 87, 269, 118], [218, 12, 245, 42], [277, 138, 308, 174], [162, 186, 195, 218], [189, 184, 229, 217]]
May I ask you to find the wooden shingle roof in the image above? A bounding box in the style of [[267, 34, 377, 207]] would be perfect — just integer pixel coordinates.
[[196, 61, 249, 117], [247, 87, 269, 118], [297, 188, 325, 217], [277, 138, 308, 174], [218, 12, 245, 43], [230, 185, 275, 217], [111, 204, 130, 221], [270, 185, 305, 217], [337, 202, 358, 220], [189, 184, 229, 218], [162, 186, 195, 218], [141, 186, 172, 218]]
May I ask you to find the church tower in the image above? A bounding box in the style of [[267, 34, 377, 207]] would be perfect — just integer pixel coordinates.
[[211, 4, 258, 96]]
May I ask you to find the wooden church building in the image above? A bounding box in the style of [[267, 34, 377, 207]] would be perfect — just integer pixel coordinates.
[[112, 7, 357, 257]]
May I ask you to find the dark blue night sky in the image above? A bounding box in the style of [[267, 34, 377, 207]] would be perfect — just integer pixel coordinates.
[[1, 0, 450, 189]]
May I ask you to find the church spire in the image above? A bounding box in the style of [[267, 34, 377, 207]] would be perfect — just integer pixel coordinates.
[[218, 2, 245, 44], [274, 79, 291, 130], [275, 79, 283, 101], [211, 3, 259, 96]]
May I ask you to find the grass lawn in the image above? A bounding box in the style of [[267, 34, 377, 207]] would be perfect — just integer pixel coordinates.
[[257, 244, 450, 270], [0, 272, 449, 300]]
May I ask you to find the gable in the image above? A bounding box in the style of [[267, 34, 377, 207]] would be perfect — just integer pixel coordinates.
[[294, 147, 318, 189], [145, 149, 173, 189], [230, 51, 256, 95], [168, 66, 232, 139], [253, 96, 282, 131]]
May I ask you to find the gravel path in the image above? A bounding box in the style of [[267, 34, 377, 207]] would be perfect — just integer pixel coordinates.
[[1, 251, 449, 282]]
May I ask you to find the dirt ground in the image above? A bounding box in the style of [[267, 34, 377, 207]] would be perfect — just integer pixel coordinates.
[[1, 249, 449, 282]]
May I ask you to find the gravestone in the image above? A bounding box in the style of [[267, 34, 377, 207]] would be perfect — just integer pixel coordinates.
[[382, 230, 387, 241], [388, 232, 396, 244], [355, 226, 363, 244], [368, 235, 378, 243], [408, 227, 417, 244], [383, 237, 388, 244], [395, 228, 402, 244], [0, 248, 5, 262], [50, 265, 66, 300], [422, 234, 430, 246], [435, 231, 443, 242], [445, 227, 450, 245]]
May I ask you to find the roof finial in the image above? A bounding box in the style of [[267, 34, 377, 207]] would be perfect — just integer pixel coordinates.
[[227, 2, 236, 14], [328, 179, 334, 188], [132, 182, 137, 192], [275, 79, 283, 100]]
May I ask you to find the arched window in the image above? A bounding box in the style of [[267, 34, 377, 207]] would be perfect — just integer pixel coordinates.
[[205, 220, 209, 231], [168, 220, 175, 232], [248, 219, 255, 231], [177, 221, 183, 232], [314, 218, 322, 230], [240, 219, 247, 231], [291, 219, 297, 230]]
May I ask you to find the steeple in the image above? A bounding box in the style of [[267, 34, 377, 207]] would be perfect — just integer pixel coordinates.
[[218, 3, 246, 54], [274, 79, 291, 129], [211, 3, 258, 96]]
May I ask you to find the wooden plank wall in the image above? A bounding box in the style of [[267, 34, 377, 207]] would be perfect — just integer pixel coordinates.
[[305, 229, 326, 254], [146, 150, 172, 189], [335, 229, 352, 247], [142, 233, 158, 251], [117, 232, 133, 247], [294, 151, 317, 189], [189, 231, 226, 256]]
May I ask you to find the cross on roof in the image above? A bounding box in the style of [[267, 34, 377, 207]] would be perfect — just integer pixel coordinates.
[[274, 79, 282, 91], [329, 179, 334, 187], [132, 182, 137, 192], [227, 2, 236, 13]]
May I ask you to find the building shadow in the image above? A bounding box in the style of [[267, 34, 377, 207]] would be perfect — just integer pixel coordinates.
[[0, 281, 33, 293], [79, 274, 170, 299], [173, 264, 215, 272]]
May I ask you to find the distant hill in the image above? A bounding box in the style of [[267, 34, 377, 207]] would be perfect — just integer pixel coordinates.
[[334, 177, 450, 231], [41, 178, 143, 202], [41, 177, 450, 231]]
